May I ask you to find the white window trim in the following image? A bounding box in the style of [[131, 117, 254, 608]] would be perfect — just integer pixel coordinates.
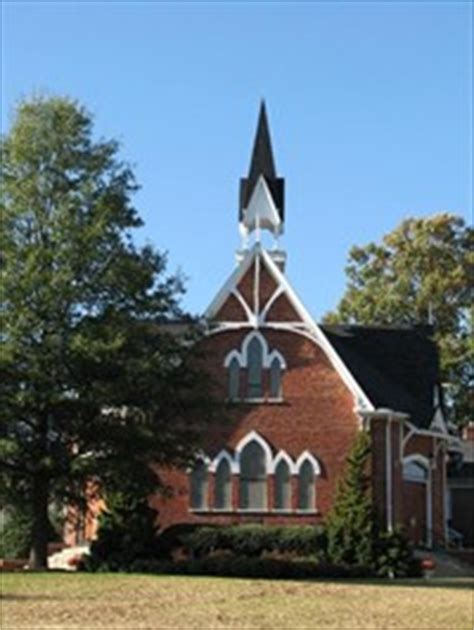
[[295, 451, 322, 476], [209, 449, 239, 475], [270, 450, 298, 475], [235, 430, 273, 473]]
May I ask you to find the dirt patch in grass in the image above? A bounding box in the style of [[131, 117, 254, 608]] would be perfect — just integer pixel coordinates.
[[1, 573, 473, 629]]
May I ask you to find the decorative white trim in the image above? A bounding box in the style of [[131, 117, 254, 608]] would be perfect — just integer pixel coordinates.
[[264, 248, 375, 410], [295, 451, 321, 476], [224, 349, 244, 369], [209, 449, 238, 475], [259, 286, 285, 323], [241, 176, 282, 236], [235, 430, 274, 473], [270, 450, 298, 475], [206, 244, 375, 411], [223, 329, 286, 370], [268, 349, 287, 370], [403, 453, 430, 472], [231, 288, 255, 324], [204, 248, 255, 320]]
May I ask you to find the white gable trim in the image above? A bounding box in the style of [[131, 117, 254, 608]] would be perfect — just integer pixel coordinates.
[[231, 288, 255, 324], [261, 250, 374, 411], [205, 248, 255, 320], [205, 244, 374, 411], [241, 176, 282, 235], [260, 285, 285, 324]]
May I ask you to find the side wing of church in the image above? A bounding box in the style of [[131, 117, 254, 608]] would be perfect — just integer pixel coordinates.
[[149, 103, 454, 548]]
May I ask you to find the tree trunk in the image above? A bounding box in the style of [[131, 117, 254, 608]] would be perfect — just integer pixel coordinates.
[[29, 475, 50, 569]]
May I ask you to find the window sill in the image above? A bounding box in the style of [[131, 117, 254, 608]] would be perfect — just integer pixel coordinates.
[[189, 508, 319, 515], [226, 397, 285, 405]]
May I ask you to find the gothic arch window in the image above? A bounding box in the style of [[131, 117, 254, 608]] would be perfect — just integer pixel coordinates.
[[298, 460, 316, 511], [403, 459, 428, 483], [214, 458, 232, 510], [228, 357, 240, 400], [247, 336, 263, 398], [274, 459, 291, 510], [269, 356, 282, 399], [190, 459, 208, 510], [239, 440, 267, 510]]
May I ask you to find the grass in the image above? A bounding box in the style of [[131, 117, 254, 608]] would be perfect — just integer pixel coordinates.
[[1, 572, 473, 629]]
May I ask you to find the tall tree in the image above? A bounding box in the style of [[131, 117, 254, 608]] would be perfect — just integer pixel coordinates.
[[0, 96, 216, 568], [325, 214, 473, 426]]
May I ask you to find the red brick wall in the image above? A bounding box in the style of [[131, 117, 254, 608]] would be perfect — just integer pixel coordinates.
[[150, 327, 360, 530]]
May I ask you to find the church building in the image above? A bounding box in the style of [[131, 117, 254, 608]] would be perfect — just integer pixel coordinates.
[[148, 103, 455, 548]]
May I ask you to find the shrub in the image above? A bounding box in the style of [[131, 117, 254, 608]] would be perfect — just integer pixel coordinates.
[[325, 431, 376, 568], [181, 524, 327, 560], [0, 509, 32, 559], [0, 507, 60, 560], [82, 494, 160, 572], [374, 527, 421, 578], [125, 556, 373, 579]]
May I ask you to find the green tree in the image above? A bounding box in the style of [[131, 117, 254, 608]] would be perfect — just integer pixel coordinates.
[[325, 214, 473, 426], [325, 430, 376, 567], [0, 96, 216, 568]]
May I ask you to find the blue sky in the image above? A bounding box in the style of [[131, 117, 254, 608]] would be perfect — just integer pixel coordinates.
[[2, 1, 472, 319]]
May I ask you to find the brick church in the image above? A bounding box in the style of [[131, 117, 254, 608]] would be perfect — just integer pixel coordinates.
[[73, 103, 457, 549]]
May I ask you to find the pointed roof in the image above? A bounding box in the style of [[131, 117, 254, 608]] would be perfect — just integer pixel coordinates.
[[239, 102, 284, 222], [247, 101, 277, 186]]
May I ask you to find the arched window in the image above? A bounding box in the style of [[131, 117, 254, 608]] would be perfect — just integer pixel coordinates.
[[228, 357, 240, 401], [274, 459, 291, 510], [403, 460, 428, 483], [239, 440, 267, 510], [247, 337, 263, 398], [269, 357, 282, 399], [190, 459, 208, 510], [214, 458, 232, 509], [298, 460, 315, 511]]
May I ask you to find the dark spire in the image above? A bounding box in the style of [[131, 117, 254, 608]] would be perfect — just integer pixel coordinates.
[[239, 101, 284, 221], [247, 100, 277, 185]]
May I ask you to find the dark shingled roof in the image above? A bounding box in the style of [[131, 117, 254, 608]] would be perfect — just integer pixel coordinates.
[[239, 101, 284, 221], [320, 324, 439, 429]]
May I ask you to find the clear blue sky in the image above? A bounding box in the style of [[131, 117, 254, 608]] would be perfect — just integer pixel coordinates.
[[2, 1, 472, 319]]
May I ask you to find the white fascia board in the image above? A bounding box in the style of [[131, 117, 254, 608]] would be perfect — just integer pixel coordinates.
[[261, 249, 375, 411], [242, 176, 281, 233], [204, 247, 256, 320]]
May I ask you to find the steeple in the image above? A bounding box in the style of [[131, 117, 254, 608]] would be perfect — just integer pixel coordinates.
[[239, 102, 285, 242]]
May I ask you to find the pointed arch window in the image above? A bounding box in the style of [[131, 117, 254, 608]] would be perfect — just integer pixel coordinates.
[[298, 460, 315, 511], [228, 357, 240, 401], [274, 459, 291, 510], [214, 458, 232, 510], [247, 336, 263, 398], [190, 459, 208, 510], [269, 357, 282, 399], [403, 460, 428, 483], [239, 440, 267, 510]]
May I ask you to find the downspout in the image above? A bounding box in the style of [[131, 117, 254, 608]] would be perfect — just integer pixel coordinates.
[[385, 417, 393, 532]]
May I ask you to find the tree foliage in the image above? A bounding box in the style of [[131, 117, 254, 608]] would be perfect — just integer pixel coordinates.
[[0, 96, 216, 567], [325, 430, 376, 567], [325, 214, 473, 425]]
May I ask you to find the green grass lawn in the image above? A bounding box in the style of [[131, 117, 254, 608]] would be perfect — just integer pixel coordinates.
[[1, 573, 473, 629]]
